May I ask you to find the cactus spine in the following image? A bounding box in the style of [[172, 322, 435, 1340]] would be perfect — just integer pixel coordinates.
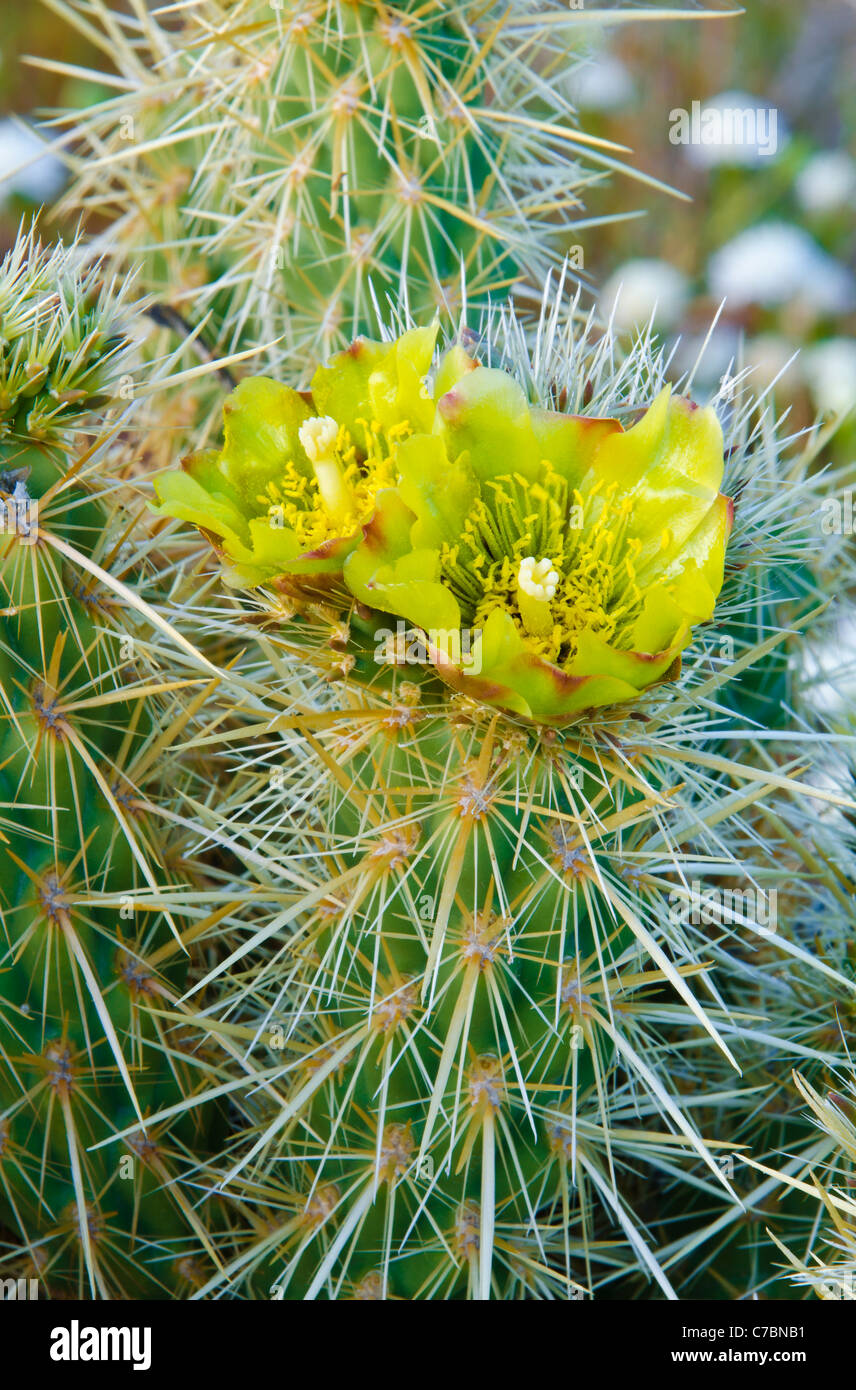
[[4, 0, 851, 1303], [137, 306, 855, 1299], [0, 229, 235, 1296], [45, 0, 678, 372]]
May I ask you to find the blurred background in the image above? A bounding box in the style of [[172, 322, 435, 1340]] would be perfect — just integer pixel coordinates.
[[1, 2, 853, 441], [574, 0, 856, 448]]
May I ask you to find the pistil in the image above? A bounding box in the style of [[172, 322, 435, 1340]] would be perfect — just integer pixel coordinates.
[[298, 415, 354, 525], [517, 555, 559, 636]]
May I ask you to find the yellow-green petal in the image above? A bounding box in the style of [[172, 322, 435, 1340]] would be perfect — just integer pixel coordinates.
[[310, 324, 438, 440], [218, 377, 313, 507], [396, 433, 478, 550], [531, 409, 622, 490], [153, 469, 250, 548], [433, 342, 478, 399], [435, 366, 541, 482], [585, 388, 727, 576], [344, 490, 460, 633]]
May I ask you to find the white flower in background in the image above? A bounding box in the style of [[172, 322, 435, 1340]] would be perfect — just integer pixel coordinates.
[[708, 222, 856, 315], [563, 54, 635, 112], [795, 150, 856, 215], [600, 259, 689, 332], [802, 339, 856, 418], [682, 91, 788, 168], [799, 616, 856, 717], [671, 324, 742, 392], [743, 334, 802, 392], [0, 119, 66, 208]]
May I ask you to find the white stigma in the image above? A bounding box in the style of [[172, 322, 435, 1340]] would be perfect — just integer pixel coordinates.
[[518, 556, 559, 602], [298, 415, 339, 462], [297, 415, 353, 525]]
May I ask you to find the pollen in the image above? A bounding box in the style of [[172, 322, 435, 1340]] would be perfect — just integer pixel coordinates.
[[258, 415, 408, 551], [437, 462, 646, 674]]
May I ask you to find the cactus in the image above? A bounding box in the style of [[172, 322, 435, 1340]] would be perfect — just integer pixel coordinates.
[[723, 733, 856, 1302], [45, 0, 680, 374], [137, 303, 854, 1299], [6, 0, 851, 1305], [0, 228, 237, 1297], [769, 1073, 856, 1301]]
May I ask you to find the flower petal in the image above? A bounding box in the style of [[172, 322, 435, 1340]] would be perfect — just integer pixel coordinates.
[[531, 409, 622, 489], [435, 366, 541, 482], [585, 387, 728, 574], [566, 625, 688, 689], [218, 377, 313, 508], [344, 489, 461, 632], [153, 468, 250, 549], [434, 342, 478, 398], [433, 610, 651, 722], [657, 492, 734, 624], [396, 433, 479, 549], [310, 324, 438, 439]]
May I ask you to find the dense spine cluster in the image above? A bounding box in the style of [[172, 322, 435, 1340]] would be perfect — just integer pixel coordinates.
[[0, 0, 851, 1303], [0, 236, 233, 1295], [120, 308, 856, 1298], [44, 0, 676, 372]]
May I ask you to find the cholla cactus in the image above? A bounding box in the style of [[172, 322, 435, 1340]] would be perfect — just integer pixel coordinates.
[[0, 225, 133, 443], [136, 299, 854, 1299], [9, 0, 852, 1305], [725, 733, 856, 1301], [762, 1074, 856, 1301], [0, 228, 234, 1296], [45, 0, 676, 371]]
